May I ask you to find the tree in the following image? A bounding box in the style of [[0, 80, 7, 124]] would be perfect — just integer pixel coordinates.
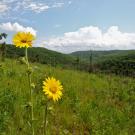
[[88, 50, 93, 73], [0, 33, 8, 61], [75, 56, 80, 70]]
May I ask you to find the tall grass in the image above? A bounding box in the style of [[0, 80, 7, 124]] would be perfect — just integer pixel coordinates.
[[0, 59, 134, 134]]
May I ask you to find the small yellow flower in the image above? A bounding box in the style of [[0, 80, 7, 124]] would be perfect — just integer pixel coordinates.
[[43, 77, 63, 102], [13, 32, 35, 48]]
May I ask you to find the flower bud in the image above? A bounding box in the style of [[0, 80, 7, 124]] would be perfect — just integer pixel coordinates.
[[26, 67, 33, 75]]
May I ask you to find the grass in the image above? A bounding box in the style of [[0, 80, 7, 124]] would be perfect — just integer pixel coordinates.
[[0, 58, 135, 135]]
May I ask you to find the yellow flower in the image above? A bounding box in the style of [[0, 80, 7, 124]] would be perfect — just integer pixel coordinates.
[[13, 32, 35, 48], [43, 77, 63, 102]]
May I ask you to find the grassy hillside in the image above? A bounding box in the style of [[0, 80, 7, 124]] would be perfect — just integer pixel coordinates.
[[0, 59, 135, 134]]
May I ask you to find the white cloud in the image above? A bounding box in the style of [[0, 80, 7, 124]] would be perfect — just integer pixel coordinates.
[[43, 26, 135, 53], [25, 2, 50, 13], [0, 0, 65, 16], [25, 2, 65, 13], [0, 22, 37, 36]]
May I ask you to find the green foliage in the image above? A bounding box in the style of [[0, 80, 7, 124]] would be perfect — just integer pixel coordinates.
[[97, 53, 135, 77], [0, 88, 16, 133]]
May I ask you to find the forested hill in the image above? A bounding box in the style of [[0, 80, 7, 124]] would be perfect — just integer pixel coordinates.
[[6, 44, 75, 65], [70, 50, 135, 63], [71, 50, 135, 76]]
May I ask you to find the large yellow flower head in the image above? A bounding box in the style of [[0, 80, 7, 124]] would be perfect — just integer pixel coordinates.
[[43, 77, 63, 102], [12, 32, 35, 48]]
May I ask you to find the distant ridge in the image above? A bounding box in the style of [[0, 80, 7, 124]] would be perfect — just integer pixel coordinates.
[[70, 50, 135, 63]]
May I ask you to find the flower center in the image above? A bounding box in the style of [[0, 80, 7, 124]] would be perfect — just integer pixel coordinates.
[[50, 86, 57, 93], [21, 40, 27, 43]]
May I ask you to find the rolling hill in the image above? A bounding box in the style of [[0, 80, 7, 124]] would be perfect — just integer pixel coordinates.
[[5, 44, 79, 68]]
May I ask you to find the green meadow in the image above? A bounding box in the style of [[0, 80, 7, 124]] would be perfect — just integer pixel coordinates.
[[0, 59, 135, 135]]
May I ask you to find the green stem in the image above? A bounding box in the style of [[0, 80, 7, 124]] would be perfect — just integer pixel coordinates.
[[25, 48, 29, 67], [25, 48, 34, 135], [43, 101, 48, 135]]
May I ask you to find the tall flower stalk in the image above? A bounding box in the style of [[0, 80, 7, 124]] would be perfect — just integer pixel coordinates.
[[42, 77, 63, 134], [13, 32, 35, 135], [25, 47, 34, 135]]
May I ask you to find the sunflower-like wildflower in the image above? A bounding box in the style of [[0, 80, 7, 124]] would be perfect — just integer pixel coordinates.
[[13, 32, 35, 48], [43, 77, 63, 102]]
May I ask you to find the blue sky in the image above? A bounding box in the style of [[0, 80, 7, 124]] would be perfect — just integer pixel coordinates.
[[0, 0, 135, 53]]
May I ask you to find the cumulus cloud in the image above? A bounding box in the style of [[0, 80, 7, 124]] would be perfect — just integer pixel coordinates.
[[44, 26, 135, 53], [0, 22, 37, 36]]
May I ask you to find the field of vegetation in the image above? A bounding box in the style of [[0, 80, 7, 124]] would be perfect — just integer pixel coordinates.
[[0, 58, 135, 135]]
